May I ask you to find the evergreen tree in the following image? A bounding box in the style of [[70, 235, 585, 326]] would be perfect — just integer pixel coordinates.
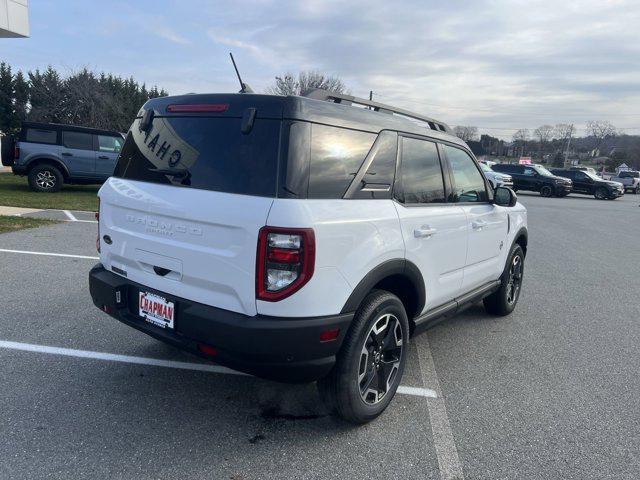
[[0, 62, 14, 133], [12, 71, 29, 129]]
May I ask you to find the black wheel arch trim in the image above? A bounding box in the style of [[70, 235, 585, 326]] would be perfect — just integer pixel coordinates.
[[340, 259, 426, 316], [512, 227, 528, 255], [26, 157, 70, 179]]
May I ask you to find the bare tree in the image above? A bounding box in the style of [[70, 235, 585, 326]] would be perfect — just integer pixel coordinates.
[[586, 120, 617, 154], [266, 71, 347, 96], [453, 125, 478, 143], [554, 123, 575, 166], [533, 124, 554, 160], [554, 123, 575, 143], [512, 129, 529, 157]]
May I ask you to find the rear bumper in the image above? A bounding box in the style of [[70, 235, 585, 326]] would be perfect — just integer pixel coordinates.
[[88, 264, 353, 383]]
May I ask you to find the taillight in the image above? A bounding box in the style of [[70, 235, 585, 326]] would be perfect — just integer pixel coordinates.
[[256, 227, 315, 301], [95, 198, 100, 253], [14, 145, 20, 159]]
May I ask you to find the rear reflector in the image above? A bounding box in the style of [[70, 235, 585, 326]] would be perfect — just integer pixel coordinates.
[[166, 104, 229, 113], [197, 343, 218, 357], [319, 328, 340, 343]]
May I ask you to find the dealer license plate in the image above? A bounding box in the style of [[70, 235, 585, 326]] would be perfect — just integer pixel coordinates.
[[139, 291, 175, 329]]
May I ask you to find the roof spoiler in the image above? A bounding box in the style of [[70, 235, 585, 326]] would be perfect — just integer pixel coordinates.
[[303, 88, 450, 133]]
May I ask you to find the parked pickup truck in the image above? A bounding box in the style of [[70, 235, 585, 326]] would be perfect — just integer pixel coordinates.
[[610, 170, 640, 194]]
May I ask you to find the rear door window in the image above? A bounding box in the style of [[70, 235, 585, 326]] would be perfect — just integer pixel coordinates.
[[397, 136, 446, 204], [63, 131, 94, 151], [115, 116, 281, 197], [25, 128, 57, 144], [308, 124, 376, 198], [351, 131, 398, 199]]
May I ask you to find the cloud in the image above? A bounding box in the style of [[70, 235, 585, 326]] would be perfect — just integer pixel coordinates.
[[6, 0, 640, 138], [154, 28, 191, 46]]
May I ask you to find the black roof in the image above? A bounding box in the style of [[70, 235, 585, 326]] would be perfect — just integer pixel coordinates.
[[141, 92, 466, 148], [21, 122, 122, 137]]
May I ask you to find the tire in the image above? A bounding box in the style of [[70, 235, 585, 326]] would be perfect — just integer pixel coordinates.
[[540, 185, 553, 197], [594, 187, 608, 200], [28, 164, 63, 192], [483, 244, 525, 316], [318, 290, 409, 424], [0, 135, 15, 166]]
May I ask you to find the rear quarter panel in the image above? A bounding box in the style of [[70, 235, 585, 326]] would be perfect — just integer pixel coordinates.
[[258, 199, 404, 317], [18, 142, 63, 169]]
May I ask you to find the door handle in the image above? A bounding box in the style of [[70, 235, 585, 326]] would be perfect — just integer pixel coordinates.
[[472, 220, 488, 230], [61, 152, 72, 156], [414, 226, 437, 238], [98, 155, 109, 160]]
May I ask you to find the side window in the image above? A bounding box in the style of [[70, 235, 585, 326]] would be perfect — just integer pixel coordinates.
[[63, 131, 93, 151], [398, 137, 446, 204], [352, 131, 398, 199], [575, 172, 588, 180], [443, 145, 488, 203], [98, 135, 123, 153], [523, 167, 536, 177], [309, 124, 376, 198], [25, 128, 57, 144]]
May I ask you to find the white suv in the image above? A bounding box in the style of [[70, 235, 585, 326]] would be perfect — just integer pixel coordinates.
[[89, 90, 528, 423]]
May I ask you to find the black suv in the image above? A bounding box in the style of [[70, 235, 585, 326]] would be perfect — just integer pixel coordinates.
[[551, 168, 624, 200], [492, 163, 572, 197]]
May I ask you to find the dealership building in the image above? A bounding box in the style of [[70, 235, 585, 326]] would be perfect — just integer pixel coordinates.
[[0, 0, 28, 38]]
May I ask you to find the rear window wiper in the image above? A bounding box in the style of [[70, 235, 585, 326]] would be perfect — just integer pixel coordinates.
[[148, 167, 190, 178]]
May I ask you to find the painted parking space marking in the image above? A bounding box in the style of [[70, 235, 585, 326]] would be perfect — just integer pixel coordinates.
[[415, 335, 465, 480], [0, 340, 437, 400], [0, 248, 99, 260], [63, 210, 78, 221]]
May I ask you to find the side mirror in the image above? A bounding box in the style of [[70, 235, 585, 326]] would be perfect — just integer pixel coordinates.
[[494, 186, 517, 207]]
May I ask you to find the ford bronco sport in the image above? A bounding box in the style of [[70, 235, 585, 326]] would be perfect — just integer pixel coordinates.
[[89, 90, 528, 423]]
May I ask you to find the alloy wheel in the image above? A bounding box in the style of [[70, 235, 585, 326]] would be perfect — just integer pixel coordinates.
[[506, 254, 523, 305], [36, 170, 57, 190], [358, 313, 404, 405]]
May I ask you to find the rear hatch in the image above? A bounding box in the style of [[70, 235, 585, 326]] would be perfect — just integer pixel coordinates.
[[98, 95, 283, 316]]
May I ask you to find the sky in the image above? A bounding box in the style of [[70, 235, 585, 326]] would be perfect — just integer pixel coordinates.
[[1, 0, 639, 139]]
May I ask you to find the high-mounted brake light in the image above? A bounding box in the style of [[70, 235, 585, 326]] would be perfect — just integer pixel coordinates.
[[256, 227, 315, 302], [166, 104, 229, 113]]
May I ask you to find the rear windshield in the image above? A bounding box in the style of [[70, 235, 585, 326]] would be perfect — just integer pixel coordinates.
[[114, 116, 280, 197]]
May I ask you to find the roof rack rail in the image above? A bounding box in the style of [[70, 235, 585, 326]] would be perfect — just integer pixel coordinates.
[[303, 88, 451, 133]]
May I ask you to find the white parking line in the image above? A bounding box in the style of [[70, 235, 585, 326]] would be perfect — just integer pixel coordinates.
[[415, 335, 465, 480], [0, 248, 99, 260], [0, 340, 437, 399], [63, 210, 78, 221]]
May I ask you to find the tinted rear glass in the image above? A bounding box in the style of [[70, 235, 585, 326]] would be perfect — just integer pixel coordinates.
[[114, 116, 280, 197], [308, 124, 376, 198], [25, 128, 57, 144]]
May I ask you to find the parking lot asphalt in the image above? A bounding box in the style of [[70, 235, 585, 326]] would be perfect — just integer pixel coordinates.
[[1, 192, 639, 479]]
